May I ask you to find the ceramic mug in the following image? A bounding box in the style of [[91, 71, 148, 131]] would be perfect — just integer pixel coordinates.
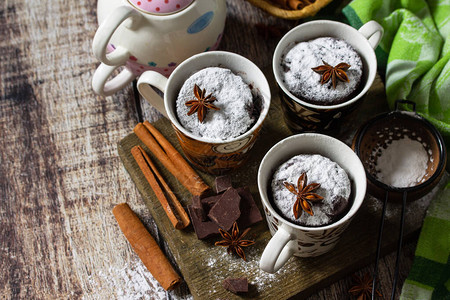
[[136, 51, 271, 175], [273, 20, 383, 132], [92, 0, 226, 96], [258, 134, 367, 273]]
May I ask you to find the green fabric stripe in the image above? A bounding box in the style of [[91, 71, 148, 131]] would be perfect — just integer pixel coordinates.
[[415, 216, 450, 263], [342, 6, 364, 28], [375, 46, 388, 74], [432, 284, 450, 300], [400, 280, 433, 300], [400, 279, 433, 300], [424, 183, 450, 221], [431, 256, 450, 300], [408, 256, 447, 288]]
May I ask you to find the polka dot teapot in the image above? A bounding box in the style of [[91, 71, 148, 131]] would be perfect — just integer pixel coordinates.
[[92, 0, 226, 96]]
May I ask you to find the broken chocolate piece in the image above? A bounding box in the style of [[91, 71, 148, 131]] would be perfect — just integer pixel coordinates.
[[208, 188, 241, 231], [200, 194, 222, 211], [187, 205, 220, 240], [191, 195, 206, 221], [236, 186, 263, 229], [215, 175, 232, 194], [223, 277, 248, 294]]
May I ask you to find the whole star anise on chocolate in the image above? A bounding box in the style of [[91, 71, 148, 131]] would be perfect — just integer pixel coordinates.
[[185, 84, 220, 123], [215, 222, 255, 261], [348, 273, 383, 300], [311, 60, 351, 89], [283, 172, 323, 218]]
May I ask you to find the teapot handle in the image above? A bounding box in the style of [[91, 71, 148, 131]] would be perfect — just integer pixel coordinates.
[[92, 6, 141, 66], [92, 63, 136, 96]]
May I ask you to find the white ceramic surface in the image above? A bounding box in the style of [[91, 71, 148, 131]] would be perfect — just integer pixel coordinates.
[[273, 20, 383, 111], [92, 0, 226, 96], [258, 134, 367, 273]]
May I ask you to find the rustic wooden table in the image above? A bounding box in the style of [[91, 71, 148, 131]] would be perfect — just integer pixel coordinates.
[[0, 0, 422, 299]]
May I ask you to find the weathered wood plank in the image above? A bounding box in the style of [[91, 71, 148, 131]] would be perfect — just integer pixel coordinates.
[[0, 0, 159, 299]]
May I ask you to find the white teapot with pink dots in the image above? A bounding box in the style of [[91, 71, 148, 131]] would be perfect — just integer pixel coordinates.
[[92, 0, 226, 96]]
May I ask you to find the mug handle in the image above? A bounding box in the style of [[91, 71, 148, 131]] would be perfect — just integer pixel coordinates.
[[358, 20, 384, 49], [92, 63, 136, 96], [259, 224, 295, 273], [137, 71, 169, 119], [92, 6, 141, 66]]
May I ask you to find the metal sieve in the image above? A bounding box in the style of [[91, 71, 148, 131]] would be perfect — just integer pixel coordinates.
[[352, 100, 447, 300]]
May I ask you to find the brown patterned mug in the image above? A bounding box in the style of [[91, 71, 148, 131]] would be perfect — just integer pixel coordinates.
[[137, 51, 271, 175], [273, 20, 383, 132], [258, 134, 367, 273]]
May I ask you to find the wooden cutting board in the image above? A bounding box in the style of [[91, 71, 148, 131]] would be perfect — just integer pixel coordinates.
[[117, 76, 433, 299]]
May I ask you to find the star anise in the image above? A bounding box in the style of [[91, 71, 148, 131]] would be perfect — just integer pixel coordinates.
[[185, 84, 220, 123], [348, 273, 383, 300], [215, 222, 255, 261], [311, 60, 351, 89], [283, 172, 323, 218]]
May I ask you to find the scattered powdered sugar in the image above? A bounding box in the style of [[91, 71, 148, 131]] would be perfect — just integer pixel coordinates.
[[271, 154, 351, 226], [281, 37, 363, 105], [205, 247, 290, 294], [86, 259, 192, 300], [375, 137, 429, 187], [176, 67, 255, 141]]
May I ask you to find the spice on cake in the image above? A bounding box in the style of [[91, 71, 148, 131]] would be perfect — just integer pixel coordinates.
[[280, 37, 363, 105], [176, 67, 258, 141], [271, 154, 352, 227]]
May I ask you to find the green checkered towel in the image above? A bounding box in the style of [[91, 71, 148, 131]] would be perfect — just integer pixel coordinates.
[[343, 1, 450, 299], [343, 0, 450, 164], [400, 181, 450, 300]]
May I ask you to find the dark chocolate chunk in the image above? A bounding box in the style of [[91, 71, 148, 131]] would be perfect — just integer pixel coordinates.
[[223, 277, 248, 294], [236, 186, 263, 229], [208, 188, 241, 231], [215, 175, 233, 194], [192, 195, 206, 221], [187, 205, 220, 240], [200, 194, 222, 211]]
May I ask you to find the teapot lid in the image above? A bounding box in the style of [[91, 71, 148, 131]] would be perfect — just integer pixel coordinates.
[[128, 0, 194, 14]]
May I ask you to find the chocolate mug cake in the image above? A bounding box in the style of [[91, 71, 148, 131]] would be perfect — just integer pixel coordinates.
[[176, 67, 260, 141], [271, 154, 352, 227], [280, 37, 363, 106]]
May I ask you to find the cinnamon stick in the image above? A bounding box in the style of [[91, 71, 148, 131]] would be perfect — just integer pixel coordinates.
[[112, 203, 182, 290], [131, 145, 190, 229], [271, 0, 289, 9], [271, 0, 310, 9], [134, 121, 210, 197], [288, 0, 307, 10]]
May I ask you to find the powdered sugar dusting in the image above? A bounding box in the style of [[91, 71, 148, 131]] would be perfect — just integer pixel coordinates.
[[271, 154, 351, 226], [205, 247, 290, 294], [176, 67, 255, 141], [281, 37, 363, 105], [375, 137, 429, 187], [86, 259, 192, 300]]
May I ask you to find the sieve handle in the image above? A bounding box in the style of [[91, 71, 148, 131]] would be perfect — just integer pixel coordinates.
[[394, 100, 416, 112]]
